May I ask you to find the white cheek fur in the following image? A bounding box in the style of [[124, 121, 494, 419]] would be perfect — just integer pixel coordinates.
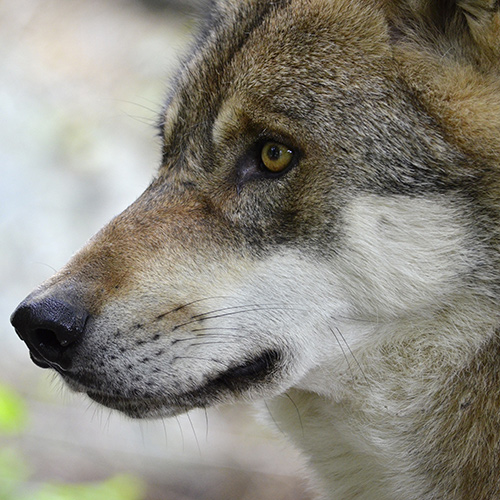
[[338, 194, 472, 319]]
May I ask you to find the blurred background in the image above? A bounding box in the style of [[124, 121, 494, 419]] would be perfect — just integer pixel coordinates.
[[0, 0, 312, 498]]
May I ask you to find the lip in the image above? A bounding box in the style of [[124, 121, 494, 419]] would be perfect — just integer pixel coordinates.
[[58, 349, 284, 418], [29, 351, 52, 369]]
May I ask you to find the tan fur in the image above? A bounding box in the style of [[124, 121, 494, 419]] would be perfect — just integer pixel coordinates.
[[11, 1, 500, 498]]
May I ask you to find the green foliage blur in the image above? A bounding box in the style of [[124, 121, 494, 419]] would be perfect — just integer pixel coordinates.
[[0, 383, 145, 500]]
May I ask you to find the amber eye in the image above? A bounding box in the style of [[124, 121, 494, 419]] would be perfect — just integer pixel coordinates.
[[261, 142, 294, 173]]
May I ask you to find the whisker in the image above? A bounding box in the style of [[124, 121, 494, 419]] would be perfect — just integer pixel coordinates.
[[284, 392, 304, 438], [187, 341, 236, 347], [139, 422, 146, 448], [264, 400, 285, 436], [174, 306, 301, 331], [161, 418, 169, 448], [172, 332, 244, 344], [329, 326, 353, 374], [123, 113, 158, 127], [34, 261, 57, 273], [173, 356, 227, 366], [190, 303, 278, 320], [175, 415, 185, 453], [111, 98, 161, 114], [204, 408, 209, 442], [105, 409, 113, 434], [204, 306, 304, 318], [186, 411, 202, 457], [190, 327, 243, 333], [156, 296, 233, 321], [334, 327, 369, 384]]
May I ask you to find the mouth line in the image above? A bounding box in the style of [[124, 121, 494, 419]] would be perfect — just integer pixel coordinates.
[[84, 349, 282, 417]]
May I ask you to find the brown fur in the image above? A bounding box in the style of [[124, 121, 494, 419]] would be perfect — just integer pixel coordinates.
[[423, 330, 500, 499], [11, 1, 500, 498]]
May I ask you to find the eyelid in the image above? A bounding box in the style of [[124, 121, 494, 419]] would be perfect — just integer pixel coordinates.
[[257, 128, 299, 150]]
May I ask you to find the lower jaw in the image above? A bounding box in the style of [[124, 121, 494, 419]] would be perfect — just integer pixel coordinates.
[[86, 391, 183, 419], [79, 349, 284, 418]]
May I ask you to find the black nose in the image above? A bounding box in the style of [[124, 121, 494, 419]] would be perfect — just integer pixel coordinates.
[[10, 297, 88, 371]]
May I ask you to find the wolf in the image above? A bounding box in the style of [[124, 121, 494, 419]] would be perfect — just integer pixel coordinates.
[[10, 0, 500, 498]]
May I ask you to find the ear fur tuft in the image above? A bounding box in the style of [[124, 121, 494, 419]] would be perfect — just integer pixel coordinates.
[[386, 0, 500, 164], [387, 0, 500, 58], [457, 0, 500, 55]]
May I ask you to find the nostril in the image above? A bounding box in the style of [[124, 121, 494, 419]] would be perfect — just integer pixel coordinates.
[[32, 328, 66, 357]]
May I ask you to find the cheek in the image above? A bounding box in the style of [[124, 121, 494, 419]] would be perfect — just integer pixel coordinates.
[[231, 251, 350, 354], [339, 194, 472, 317]]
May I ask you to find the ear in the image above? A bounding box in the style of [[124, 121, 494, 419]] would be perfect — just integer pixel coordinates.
[[386, 0, 500, 164], [388, 0, 500, 59], [458, 0, 500, 54]]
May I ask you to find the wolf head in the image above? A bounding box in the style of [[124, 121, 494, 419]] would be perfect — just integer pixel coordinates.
[[11, 0, 499, 425]]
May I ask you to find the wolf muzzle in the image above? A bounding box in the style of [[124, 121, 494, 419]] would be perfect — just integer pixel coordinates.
[[11, 296, 89, 371]]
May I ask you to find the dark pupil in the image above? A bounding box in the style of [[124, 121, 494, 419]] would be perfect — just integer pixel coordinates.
[[267, 145, 282, 161]]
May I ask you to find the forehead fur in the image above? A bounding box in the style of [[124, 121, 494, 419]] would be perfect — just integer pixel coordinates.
[[170, 0, 500, 169], [165, 0, 395, 164], [182, 0, 391, 100], [228, 0, 390, 91]]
